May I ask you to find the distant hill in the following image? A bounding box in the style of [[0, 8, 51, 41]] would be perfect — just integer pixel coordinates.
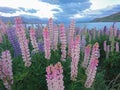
[[92, 12, 120, 22], [0, 15, 48, 24]]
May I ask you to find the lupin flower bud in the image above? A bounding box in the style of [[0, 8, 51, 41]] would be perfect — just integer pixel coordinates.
[[59, 24, 67, 61], [43, 27, 51, 59]]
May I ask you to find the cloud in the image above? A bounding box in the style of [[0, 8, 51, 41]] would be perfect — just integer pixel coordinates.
[[0, 7, 18, 14], [52, 0, 91, 23], [51, 8, 61, 12], [40, 0, 91, 22], [19, 7, 37, 13], [40, 0, 89, 4], [101, 4, 120, 15], [75, 4, 120, 21]]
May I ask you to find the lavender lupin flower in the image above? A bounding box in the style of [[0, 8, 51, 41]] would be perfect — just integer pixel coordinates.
[[7, 27, 21, 57], [38, 42, 44, 52]]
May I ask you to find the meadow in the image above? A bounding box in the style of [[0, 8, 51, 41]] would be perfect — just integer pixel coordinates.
[[0, 17, 120, 90]]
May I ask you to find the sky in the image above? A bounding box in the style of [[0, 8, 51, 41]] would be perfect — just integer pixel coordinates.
[[0, 0, 120, 22]]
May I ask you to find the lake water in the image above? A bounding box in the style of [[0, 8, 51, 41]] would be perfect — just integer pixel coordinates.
[[26, 22, 120, 30], [76, 22, 120, 30]]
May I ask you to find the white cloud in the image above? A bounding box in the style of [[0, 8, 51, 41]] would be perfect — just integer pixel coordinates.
[[0, 0, 60, 18], [90, 0, 120, 10], [70, 14, 84, 19]]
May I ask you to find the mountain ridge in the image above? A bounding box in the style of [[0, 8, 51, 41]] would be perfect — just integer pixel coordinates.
[[92, 12, 120, 22]]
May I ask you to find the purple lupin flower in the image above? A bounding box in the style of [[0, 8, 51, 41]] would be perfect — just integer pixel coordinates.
[[38, 42, 44, 52], [7, 27, 21, 57]]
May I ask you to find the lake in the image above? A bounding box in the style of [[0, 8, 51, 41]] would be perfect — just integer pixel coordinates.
[[76, 22, 120, 30], [25, 22, 120, 30]]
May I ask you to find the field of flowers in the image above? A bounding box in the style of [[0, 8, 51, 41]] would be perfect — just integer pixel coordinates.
[[0, 17, 120, 90]]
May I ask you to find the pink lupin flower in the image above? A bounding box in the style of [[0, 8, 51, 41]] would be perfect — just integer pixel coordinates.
[[43, 27, 51, 59], [68, 20, 75, 57], [71, 35, 80, 81], [0, 50, 13, 90], [29, 28, 39, 53], [59, 24, 67, 61], [48, 18, 54, 50], [85, 42, 100, 88], [15, 17, 31, 67], [116, 42, 119, 52], [85, 57, 99, 88], [46, 62, 64, 90], [0, 20, 7, 35], [103, 41, 107, 51], [82, 44, 91, 68], [54, 62, 64, 90], [53, 24, 59, 51], [46, 64, 54, 90]]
